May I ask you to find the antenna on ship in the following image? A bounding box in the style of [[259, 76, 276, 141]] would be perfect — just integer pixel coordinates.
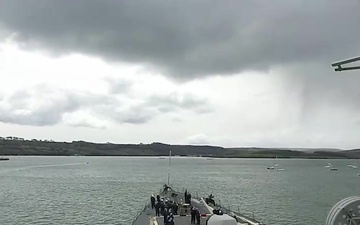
[[168, 149, 171, 185], [331, 56, 360, 71]]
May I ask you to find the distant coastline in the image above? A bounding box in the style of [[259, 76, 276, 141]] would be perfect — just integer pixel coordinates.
[[1, 137, 360, 159]]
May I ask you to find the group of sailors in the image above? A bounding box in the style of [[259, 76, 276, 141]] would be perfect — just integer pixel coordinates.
[[149, 188, 201, 225], [150, 194, 178, 225], [190, 206, 201, 225]]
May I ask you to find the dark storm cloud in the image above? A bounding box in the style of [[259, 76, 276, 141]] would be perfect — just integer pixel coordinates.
[[272, 63, 360, 139], [1, 0, 359, 78]]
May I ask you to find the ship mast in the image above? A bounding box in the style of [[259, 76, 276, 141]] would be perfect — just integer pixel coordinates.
[[167, 150, 171, 185]]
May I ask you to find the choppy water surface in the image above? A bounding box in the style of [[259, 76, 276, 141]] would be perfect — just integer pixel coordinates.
[[1, 156, 360, 225]]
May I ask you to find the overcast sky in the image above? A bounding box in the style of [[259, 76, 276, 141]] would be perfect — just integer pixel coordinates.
[[1, 0, 360, 148]]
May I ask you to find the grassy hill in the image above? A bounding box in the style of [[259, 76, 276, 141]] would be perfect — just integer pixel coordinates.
[[0, 137, 359, 158]]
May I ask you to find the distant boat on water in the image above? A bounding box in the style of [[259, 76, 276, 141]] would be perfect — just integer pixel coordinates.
[[325, 163, 338, 171], [347, 164, 358, 169], [268, 157, 284, 171], [0, 156, 9, 161], [158, 157, 166, 159]]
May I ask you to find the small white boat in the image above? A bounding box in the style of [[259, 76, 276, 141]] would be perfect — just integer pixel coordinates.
[[267, 166, 275, 170], [325, 163, 332, 168], [277, 168, 285, 171], [346, 164, 358, 168]]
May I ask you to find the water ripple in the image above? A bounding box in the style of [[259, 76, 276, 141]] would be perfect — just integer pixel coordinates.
[[1, 157, 360, 225]]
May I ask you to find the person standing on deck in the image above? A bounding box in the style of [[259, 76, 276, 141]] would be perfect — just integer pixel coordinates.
[[165, 211, 174, 225], [190, 207, 196, 224], [163, 209, 169, 225], [188, 192, 192, 204], [184, 189, 187, 202], [173, 202, 178, 215], [160, 201, 166, 216], [195, 209, 200, 225], [157, 194, 161, 203], [155, 201, 161, 217], [151, 195, 156, 209], [165, 200, 169, 212], [167, 201, 173, 213]]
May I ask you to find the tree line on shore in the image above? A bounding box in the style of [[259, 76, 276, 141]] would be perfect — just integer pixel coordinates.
[[1, 137, 360, 158]]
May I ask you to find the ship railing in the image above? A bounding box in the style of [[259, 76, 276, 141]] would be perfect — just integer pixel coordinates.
[[199, 193, 265, 225], [214, 203, 264, 225], [131, 198, 150, 225]]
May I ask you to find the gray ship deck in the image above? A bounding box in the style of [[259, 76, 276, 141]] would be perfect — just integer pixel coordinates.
[[155, 215, 196, 225], [132, 190, 211, 225], [131, 188, 262, 225]]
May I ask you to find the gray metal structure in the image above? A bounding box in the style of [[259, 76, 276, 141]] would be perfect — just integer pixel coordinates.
[[326, 196, 360, 225], [332, 56, 360, 71]]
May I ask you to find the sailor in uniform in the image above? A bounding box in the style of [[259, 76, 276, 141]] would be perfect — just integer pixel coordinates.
[[150, 195, 156, 209], [165, 211, 174, 225]]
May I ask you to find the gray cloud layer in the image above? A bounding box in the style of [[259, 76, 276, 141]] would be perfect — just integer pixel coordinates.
[[1, 0, 359, 78], [0, 85, 111, 126], [147, 92, 211, 113], [0, 84, 212, 127], [1, 0, 360, 147]]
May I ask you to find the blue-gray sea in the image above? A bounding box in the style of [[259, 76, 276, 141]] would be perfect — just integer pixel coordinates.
[[1, 156, 360, 225]]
